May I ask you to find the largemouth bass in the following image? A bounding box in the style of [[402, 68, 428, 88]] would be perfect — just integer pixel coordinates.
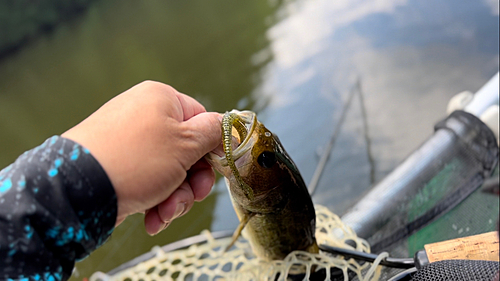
[[206, 110, 319, 261]]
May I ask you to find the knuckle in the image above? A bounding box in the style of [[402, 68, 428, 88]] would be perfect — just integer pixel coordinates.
[[138, 80, 178, 96]]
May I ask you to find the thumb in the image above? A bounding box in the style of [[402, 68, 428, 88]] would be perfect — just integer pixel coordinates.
[[182, 112, 222, 158]]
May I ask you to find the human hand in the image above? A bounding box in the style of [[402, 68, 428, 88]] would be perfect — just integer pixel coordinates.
[[62, 81, 221, 235]]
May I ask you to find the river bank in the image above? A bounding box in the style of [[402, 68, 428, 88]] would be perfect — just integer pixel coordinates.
[[0, 0, 96, 58]]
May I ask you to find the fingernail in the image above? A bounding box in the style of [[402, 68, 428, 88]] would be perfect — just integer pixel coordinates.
[[174, 202, 186, 219], [162, 221, 170, 231], [153, 221, 170, 236]]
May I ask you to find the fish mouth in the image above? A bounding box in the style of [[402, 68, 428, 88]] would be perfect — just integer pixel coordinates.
[[207, 110, 258, 167]]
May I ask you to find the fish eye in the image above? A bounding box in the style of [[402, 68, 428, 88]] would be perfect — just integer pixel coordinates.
[[257, 151, 276, 168]]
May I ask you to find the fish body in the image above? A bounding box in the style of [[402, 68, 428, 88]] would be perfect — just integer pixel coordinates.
[[207, 110, 318, 261]]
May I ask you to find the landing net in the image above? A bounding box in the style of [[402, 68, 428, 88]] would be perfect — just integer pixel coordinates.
[[90, 205, 386, 281]]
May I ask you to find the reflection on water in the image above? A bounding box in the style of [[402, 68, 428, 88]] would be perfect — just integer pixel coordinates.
[[0, 0, 498, 278], [246, 0, 499, 213]]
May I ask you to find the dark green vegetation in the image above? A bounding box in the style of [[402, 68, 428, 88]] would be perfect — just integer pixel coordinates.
[[0, 0, 95, 58]]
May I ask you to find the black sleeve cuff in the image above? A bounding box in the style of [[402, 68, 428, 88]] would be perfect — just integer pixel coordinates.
[[0, 136, 117, 280]]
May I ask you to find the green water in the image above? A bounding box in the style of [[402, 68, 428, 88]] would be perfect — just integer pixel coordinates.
[[0, 0, 276, 166], [0, 0, 278, 277], [0, 0, 498, 278]]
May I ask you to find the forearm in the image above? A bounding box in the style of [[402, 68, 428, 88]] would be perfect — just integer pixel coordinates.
[[0, 136, 117, 280]]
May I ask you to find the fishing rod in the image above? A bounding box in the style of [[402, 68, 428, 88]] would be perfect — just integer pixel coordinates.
[[308, 77, 375, 195]]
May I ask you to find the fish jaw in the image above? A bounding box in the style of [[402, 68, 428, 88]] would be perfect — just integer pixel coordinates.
[[219, 110, 258, 164], [206, 146, 255, 203], [206, 110, 258, 200], [205, 150, 252, 178]]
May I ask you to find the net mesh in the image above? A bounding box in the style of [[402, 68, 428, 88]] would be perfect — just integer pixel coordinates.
[[410, 260, 500, 281], [90, 205, 387, 281]]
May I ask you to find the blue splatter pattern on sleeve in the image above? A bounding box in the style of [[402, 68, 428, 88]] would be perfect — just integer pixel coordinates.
[[0, 136, 117, 281]]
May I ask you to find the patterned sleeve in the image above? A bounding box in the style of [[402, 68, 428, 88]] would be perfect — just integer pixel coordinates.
[[0, 136, 117, 281]]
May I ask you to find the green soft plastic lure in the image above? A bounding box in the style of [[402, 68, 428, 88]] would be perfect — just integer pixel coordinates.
[[221, 112, 254, 200]]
